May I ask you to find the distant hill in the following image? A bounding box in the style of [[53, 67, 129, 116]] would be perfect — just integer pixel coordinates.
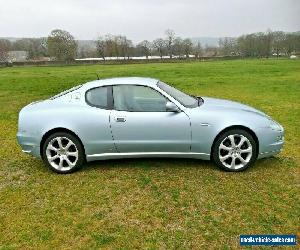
[[77, 40, 96, 49], [0, 37, 28, 42], [190, 37, 220, 47]]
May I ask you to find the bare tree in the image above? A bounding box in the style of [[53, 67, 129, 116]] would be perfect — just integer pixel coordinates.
[[165, 29, 175, 58], [119, 36, 132, 59], [153, 38, 165, 59], [96, 36, 106, 60], [193, 42, 203, 58], [219, 37, 237, 56], [237, 34, 257, 57], [103, 34, 115, 57], [138, 40, 152, 59], [282, 32, 300, 56], [272, 31, 285, 57], [0, 39, 11, 62], [204, 44, 218, 57], [183, 38, 193, 58], [114, 35, 122, 58], [173, 37, 184, 57], [283, 34, 296, 56], [47, 29, 77, 61]]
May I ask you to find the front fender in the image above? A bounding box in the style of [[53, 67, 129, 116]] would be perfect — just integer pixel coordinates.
[[187, 107, 271, 155]]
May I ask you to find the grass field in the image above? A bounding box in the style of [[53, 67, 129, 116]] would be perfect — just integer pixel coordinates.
[[0, 59, 299, 249]]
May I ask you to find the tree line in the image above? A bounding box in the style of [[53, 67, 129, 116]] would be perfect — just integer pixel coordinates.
[[219, 30, 299, 57], [0, 29, 299, 62], [93, 29, 197, 60]]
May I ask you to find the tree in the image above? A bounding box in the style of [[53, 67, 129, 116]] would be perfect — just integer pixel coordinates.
[[0, 39, 11, 62], [173, 37, 184, 57], [47, 29, 77, 61], [118, 36, 132, 59], [193, 42, 203, 58], [165, 29, 175, 58], [283, 32, 300, 56], [153, 38, 165, 59], [96, 36, 106, 60], [237, 34, 256, 57], [265, 29, 273, 58], [182, 38, 193, 58], [113, 36, 121, 58], [204, 44, 218, 57], [272, 31, 285, 57], [138, 40, 151, 59], [103, 34, 115, 57], [219, 37, 237, 56], [13, 38, 47, 59], [255, 31, 272, 57]]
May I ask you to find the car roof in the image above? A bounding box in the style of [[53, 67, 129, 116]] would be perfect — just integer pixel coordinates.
[[82, 77, 160, 89]]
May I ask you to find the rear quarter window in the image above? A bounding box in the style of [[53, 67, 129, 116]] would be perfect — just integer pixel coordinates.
[[85, 86, 109, 109]]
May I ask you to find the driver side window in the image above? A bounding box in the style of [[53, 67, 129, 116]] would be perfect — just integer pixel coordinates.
[[113, 85, 168, 112]]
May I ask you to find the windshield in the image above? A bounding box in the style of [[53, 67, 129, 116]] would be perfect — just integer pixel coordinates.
[[50, 85, 83, 100], [157, 81, 198, 108]]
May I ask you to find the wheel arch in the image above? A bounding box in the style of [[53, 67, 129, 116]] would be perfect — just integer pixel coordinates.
[[210, 125, 259, 159], [40, 127, 86, 159]]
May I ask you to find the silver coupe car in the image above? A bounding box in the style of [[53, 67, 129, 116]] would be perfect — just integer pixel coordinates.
[[17, 77, 284, 173]]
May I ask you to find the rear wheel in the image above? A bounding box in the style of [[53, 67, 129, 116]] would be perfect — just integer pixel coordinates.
[[212, 129, 257, 171], [42, 132, 85, 174]]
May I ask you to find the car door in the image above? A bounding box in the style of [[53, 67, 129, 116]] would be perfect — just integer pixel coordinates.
[[110, 84, 191, 153], [84, 85, 117, 155]]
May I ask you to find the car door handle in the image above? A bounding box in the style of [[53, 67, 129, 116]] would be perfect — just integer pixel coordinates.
[[115, 117, 126, 122]]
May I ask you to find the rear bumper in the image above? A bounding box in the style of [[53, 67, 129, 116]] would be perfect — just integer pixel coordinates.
[[17, 132, 41, 158]]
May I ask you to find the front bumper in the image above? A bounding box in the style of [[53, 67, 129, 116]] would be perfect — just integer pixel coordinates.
[[17, 132, 41, 158]]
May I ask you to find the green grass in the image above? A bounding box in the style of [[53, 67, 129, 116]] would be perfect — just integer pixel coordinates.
[[0, 59, 299, 249]]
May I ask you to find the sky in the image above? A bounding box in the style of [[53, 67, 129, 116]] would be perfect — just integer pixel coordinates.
[[0, 0, 299, 42]]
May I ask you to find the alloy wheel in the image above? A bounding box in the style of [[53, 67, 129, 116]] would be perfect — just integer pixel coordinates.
[[218, 134, 252, 170], [46, 136, 79, 171]]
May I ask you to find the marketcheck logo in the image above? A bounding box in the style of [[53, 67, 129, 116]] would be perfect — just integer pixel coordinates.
[[240, 234, 297, 246]]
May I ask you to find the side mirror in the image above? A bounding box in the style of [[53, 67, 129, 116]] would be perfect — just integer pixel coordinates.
[[166, 102, 180, 112]]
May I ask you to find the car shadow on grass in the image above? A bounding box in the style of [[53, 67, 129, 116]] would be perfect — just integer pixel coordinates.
[[82, 155, 289, 174], [252, 155, 296, 170], [29, 154, 287, 175]]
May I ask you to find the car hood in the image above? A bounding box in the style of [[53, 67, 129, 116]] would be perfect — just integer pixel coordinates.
[[201, 97, 268, 117]]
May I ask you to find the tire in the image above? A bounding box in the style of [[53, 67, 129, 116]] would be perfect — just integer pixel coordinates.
[[42, 132, 85, 174], [212, 129, 257, 172]]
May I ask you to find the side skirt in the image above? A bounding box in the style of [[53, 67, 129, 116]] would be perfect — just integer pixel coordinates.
[[86, 152, 211, 162]]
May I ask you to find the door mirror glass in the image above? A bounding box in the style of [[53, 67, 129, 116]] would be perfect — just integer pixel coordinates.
[[166, 102, 180, 112]]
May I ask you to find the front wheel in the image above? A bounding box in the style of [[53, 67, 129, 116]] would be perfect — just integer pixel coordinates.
[[212, 129, 257, 171], [42, 132, 85, 174]]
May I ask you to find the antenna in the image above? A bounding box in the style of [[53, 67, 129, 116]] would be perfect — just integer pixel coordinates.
[[96, 74, 99, 80]]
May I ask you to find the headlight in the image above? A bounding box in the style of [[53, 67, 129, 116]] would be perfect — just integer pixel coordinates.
[[269, 119, 283, 131]]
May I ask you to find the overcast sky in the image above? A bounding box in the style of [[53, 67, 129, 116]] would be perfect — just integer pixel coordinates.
[[0, 0, 299, 42]]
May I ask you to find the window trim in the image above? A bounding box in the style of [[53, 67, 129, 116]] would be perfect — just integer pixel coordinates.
[[85, 85, 113, 110], [50, 85, 83, 100], [157, 81, 199, 108], [111, 84, 178, 113]]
